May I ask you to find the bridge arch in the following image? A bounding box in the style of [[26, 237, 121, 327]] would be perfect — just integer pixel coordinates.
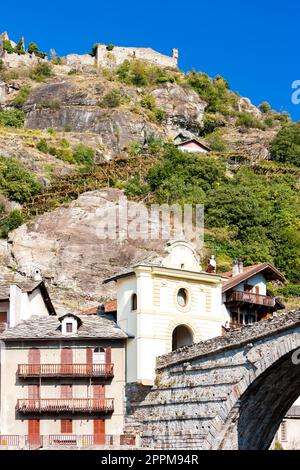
[[220, 348, 300, 449], [133, 311, 300, 450]]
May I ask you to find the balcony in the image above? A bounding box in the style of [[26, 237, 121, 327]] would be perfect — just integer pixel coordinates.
[[16, 398, 114, 414], [225, 290, 276, 307], [17, 363, 114, 378]]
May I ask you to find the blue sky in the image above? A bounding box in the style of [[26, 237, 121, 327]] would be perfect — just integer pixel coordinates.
[[1, 0, 299, 120]]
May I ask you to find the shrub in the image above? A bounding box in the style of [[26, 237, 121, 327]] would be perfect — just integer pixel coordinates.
[[3, 39, 15, 54], [235, 112, 266, 130], [187, 71, 237, 114], [36, 139, 49, 153], [27, 42, 39, 55], [154, 107, 166, 123], [1, 209, 24, 237], [100, 89, 122, 108], [0, 109, 25, 128], [11, 85, 31, 107], [29, 62, 52, 81], [16, 38, 25, 55], [258, 101, 271, 114], [206, 132, 227, 152], [127, 141, 142, 156], [141, 94, 156, 111], [264, 117, 274, 128], [0, 157, 41, 202], [270, 123, 300, 166], [0, 59, 4, 71], [124, 178, 149, 197], [63, 124, 72, 132], [200, 113, 226, 136], [72, 144, 95, 165], [106, 44, 114, 51]]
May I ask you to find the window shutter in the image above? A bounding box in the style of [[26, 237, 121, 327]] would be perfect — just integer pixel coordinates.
[[28, 348, 40, 364], [105, 346, 112, 364], [61, 348, 73, 364], [61, 419, 73, 434], [28, 384, 40, 399], [86, 347, 93, 364], [61, 384, 73, 399], [93, 384, 105, 399]]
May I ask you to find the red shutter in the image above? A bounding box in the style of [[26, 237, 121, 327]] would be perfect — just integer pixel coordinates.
[[28, 384, 39, 399], [86, 347, 93, 364], [28, 348, 40, 364], [61, 384, 73, 399], [105, 346, 111, 364], [61, 348, 73, 364], [93, 384, 105, 399], [28, 420, 40, 448], [93, 419, 105, 445], [61, 419, 73, 434]]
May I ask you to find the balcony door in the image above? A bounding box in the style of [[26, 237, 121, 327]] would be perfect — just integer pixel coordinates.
[[28, 348, 40, 375], [93, 347, 106, 364], [61, 347, 73, 374], [28, 419, 41, 448], [93, 419, 105, 445]]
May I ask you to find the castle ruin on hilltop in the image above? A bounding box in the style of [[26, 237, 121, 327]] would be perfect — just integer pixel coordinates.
[[0, 31, 179, 70]]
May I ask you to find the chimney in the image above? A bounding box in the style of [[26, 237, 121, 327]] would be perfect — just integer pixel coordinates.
[[32, 267, 42, 281], [232, 259, 239, 277], [206, 255, 217, 273], [238, 259, 244, 274]]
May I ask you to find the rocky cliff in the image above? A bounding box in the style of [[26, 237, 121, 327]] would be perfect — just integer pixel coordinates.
[[0, 54, 292, 312]]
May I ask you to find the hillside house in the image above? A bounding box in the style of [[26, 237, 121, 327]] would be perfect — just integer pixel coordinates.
[[0, 278, 55, 333], [221, 260, 285, 329], [174, 134, 211, 154]]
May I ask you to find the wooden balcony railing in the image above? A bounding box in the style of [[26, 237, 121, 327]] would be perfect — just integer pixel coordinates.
[[226, 291, 276, 307], [17, 363, 114, 378], [17, 398, 114, 414], [0, 435, 20, 447]]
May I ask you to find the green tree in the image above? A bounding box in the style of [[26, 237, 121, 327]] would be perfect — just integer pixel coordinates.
[[0, 109, 25, 128], [270, 122, 300, 166], [27, 42, 39, 55], [0, 157, 41, 203]]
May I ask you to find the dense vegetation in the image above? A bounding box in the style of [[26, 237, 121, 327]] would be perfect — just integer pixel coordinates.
[[270, 122, 300, 166], [124, 145, 300, 284], [0, 52, 299, 296], [0, 157, 41, 203]]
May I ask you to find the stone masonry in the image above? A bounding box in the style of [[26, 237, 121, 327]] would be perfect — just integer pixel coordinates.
[[96, 45, 178, 69], [128, 310, 300, 450]]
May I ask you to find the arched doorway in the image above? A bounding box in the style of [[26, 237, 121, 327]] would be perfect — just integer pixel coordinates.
[[172, 325, 194, 351]]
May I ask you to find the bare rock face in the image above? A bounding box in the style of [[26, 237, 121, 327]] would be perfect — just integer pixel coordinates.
[[238, 97, 261, 117], [151, 83, 207, 136], [222, 127, 276, 160], [24, 81, 163, 157], [6, 189, 166, 312], [0, 81, 6, 105]]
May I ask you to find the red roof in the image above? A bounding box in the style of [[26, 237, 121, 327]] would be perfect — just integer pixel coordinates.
[[222, 263, 285, 293], [104, 299, 117, 313], [79, 300, 117, 315], [78, 306, 98, 315]]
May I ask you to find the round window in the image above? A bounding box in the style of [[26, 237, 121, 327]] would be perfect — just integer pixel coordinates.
[[177, 288, 188, 307]]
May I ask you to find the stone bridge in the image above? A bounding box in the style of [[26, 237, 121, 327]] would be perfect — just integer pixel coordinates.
[[130, 310, 300, 450]]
